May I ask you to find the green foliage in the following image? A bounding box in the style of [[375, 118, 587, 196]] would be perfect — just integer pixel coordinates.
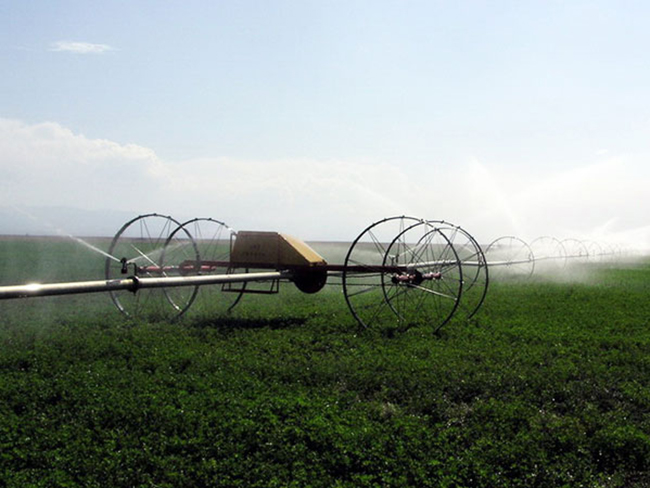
[[1, 239, 650, 486]]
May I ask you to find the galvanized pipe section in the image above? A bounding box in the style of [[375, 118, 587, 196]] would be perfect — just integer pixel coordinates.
[[0, 278, 140, 299], [0, 271, 291, 300]]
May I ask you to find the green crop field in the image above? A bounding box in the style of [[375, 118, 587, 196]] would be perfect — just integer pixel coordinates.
[[1, 237, 650, 487]]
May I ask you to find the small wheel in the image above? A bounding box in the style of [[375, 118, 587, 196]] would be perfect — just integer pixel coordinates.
[[584, 241, 604, 262], [105, 213, 196, 320], [342, 216, 463, 332], [432, 221, 488, 319], [162, 217, 241, 317], [530, 236, 567, 272], [560, 238, 589, 265], [485, 236, 535, 279]]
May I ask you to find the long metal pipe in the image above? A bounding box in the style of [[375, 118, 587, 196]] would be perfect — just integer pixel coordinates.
[[0, 249, 592, 301], [0, 271, 291, 300]]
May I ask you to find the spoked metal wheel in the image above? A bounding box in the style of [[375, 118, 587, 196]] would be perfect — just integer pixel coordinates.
[[342, 216, 423, 330], [342, 216, 463, 332], [163, 217, 242, 317], [560, 238, 589, 264], [105, 213, 196, 320], [485, 236, 535, 279], [432, 221, 488, 319], [530, 236, 567, 272], [585, 240, 604, 263]]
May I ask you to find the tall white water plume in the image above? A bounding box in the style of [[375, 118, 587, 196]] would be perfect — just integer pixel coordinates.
[[461, 160, 527, 243]]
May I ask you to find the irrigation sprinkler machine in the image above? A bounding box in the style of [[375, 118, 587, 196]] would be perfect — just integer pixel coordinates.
[[0, 214, 618, 332]]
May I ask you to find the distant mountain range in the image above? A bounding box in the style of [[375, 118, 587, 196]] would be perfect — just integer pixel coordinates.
[[0, 206, 140, 237]]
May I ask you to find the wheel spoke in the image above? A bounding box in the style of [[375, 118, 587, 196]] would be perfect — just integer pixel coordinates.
[[343, 217, 463, 332], [106, 213, 193, 320]]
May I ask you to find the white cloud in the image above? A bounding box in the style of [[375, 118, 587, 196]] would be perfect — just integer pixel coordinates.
[[1, 118, 649, 249], [0, 118, 162, 213], [0, 119, 425, 240], [49, 41, 114, 54], [153, 157, 419, 239]]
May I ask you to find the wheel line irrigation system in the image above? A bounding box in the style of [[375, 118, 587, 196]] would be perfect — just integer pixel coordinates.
[[0, 214, 629, 332]]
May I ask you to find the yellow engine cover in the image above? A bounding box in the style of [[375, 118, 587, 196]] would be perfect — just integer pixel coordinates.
[[230, 231, 327, 268]]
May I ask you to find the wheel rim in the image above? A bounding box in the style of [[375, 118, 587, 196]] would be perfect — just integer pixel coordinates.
[[432, 221, 488, 319], [342, 216, 463, 332], [560, 238, 589, 265], [584, 241, 604, 263], [383, 222, 463, 332], [530, 236, 567, 272], [342, 216, 423, 329], [164, 217, 242, 317], [485, 236, 535, 279], [105, 213, 195, 320]]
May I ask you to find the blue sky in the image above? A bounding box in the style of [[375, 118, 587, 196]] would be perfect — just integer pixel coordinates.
[[1, 1, 649, 244]]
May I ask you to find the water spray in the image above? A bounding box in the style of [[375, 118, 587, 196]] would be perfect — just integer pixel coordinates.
[[0, 212, 629, 332], [9, 205, 122, 263]]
